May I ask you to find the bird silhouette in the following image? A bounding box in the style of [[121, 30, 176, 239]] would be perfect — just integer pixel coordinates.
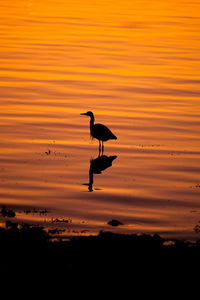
[[80, 111, 117, 153], [83, 154, 117, 191]]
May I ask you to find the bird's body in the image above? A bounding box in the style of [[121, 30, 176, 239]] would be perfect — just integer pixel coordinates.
[[81, 111, 117, 153], [91, 123, 117, 141]]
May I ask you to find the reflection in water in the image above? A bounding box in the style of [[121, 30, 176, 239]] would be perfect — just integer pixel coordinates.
[[84, 155, 117, 192]]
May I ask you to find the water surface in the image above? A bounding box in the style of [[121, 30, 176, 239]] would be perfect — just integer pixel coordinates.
[[1, 0, 200, 239]]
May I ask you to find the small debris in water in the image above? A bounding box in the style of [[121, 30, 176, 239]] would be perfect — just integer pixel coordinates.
[[48, 228, 66, 235], [50, 218, 72, 224], [194, 224, 200, 233], [45, 150, 51, 155], [23, 208, 48, 215], [0, 206, 16, 218], [107, 219, 124, 227]]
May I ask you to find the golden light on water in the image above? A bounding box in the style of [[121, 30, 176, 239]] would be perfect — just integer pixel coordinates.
[[0, 0, 200, 239]]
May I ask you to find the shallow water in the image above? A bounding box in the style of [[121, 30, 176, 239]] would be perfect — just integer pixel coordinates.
[[0, 0, 200, 239]]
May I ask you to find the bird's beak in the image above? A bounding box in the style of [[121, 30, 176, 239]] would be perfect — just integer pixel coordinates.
[[80, 113, 86, 115]]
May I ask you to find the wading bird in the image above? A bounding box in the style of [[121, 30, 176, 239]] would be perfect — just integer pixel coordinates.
[[80, 111, 117, 153]]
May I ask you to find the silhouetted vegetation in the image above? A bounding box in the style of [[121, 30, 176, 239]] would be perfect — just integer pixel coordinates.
[[1, 221, 200, 274], [1, 207, 200, 277]]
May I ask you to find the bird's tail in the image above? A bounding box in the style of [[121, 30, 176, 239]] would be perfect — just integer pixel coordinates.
[[112, 134, 117, 140]]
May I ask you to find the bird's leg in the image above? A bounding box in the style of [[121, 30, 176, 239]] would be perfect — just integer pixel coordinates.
[[99, 140, 101, 156], [102, 141, 104, 154]]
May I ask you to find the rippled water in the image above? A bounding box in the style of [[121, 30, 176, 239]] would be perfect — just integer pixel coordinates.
[[1, 0, 200, 239]]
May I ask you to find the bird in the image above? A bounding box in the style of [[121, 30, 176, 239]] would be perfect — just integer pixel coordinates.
[[80, 111, 117, 153]]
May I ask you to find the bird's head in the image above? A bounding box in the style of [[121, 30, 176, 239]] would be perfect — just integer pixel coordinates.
[[80, 111, 94, 118]]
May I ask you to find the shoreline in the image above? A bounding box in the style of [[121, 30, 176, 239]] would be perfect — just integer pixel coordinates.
[[1, 222, 200, 274]]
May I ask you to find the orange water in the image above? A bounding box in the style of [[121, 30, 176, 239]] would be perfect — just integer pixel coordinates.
[[0, 0, 200, 239]]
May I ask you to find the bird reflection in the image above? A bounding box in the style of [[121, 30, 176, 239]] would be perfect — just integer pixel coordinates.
[[83, 154, 117, 192]]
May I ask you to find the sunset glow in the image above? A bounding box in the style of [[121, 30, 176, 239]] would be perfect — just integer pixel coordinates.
[[0, 0, 200, 240]]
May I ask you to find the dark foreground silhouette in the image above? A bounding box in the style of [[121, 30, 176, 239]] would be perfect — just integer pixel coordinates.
[[1, 222, 200, 275]]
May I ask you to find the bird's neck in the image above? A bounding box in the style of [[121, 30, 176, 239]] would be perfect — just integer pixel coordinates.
[[90, 115, 94, 131]]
